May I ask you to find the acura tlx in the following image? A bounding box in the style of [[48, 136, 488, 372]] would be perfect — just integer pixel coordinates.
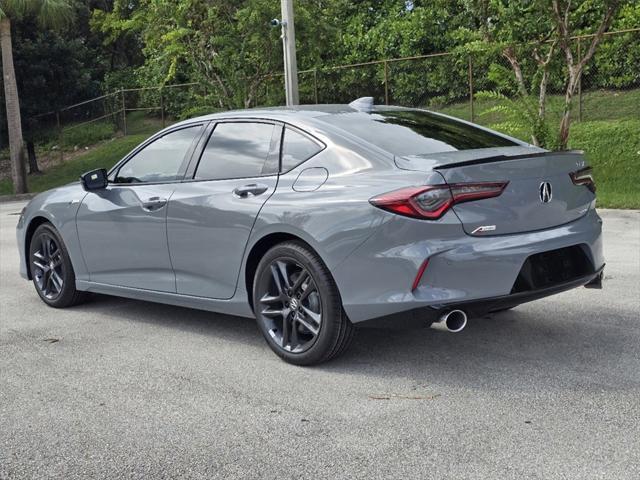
[[16, 97, 604, 365]]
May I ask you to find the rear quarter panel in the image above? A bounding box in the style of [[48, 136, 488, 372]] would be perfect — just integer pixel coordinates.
[[241, 130, 447, 308]]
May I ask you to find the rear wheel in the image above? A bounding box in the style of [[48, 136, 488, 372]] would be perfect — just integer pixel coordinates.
[[29, 223, 86, 308], [253, 242, 354, 365]]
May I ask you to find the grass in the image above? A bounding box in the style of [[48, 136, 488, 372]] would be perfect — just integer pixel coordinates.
[[125, 111, 167, 136], [569, 119, 640, 209], [0, 135, 147, 195], [440, 89, 640, 125], [60, 122, 116, 149]]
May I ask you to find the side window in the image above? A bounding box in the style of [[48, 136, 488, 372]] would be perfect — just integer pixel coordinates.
[[115, 126, 202, 183], [194, 122, 276, 180], [281, 127, 324, 172]]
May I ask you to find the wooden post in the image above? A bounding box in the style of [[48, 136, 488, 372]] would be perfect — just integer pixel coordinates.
[[121, 89, 127, 135], [468, 56, 475, 122], [384, 60, 389, 105]]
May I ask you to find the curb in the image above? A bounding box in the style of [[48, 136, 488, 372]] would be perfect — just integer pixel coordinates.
[[0, 193, 37, 204]]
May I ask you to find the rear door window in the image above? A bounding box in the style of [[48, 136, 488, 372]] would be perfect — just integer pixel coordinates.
[[194, 122, 277, 180], [281, 127, 324, 172]]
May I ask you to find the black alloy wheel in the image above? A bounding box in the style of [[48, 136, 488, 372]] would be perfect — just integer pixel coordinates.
[[29, 223, 86, 308], [253, 242, 354, 365]]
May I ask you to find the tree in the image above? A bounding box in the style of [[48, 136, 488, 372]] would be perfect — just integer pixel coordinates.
[[467, 0, 558, 147], [467, 0, 628, 149], [92, 0, 339, 111], [551, 0, 622, 149], [0, 0, 72, 193]]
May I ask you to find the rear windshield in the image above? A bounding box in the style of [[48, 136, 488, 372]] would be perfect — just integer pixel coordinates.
[[322, 109, 518, 156]]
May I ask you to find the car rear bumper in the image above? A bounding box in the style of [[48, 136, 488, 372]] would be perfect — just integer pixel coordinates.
[[359, 265, 604, 328], [333, 206, 604, 324]]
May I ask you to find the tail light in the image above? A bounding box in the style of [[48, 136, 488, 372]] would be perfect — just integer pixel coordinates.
[[369, 182, 508, 220], [570, 167, 596, 193]]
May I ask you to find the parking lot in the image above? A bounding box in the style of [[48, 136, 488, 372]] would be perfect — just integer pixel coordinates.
[[1, 200, 638, 479]]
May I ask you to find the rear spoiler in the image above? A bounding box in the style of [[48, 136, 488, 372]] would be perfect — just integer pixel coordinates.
[[434, 150, 584, 170]]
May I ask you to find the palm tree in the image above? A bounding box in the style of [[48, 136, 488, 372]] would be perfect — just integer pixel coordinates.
[[1, 0, 72, 193]]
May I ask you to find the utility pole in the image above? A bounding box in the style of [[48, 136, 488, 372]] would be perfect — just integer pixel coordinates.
[[280, 0, 299, 106]]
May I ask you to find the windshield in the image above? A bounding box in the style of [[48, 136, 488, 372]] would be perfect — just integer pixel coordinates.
[[322, 109, 518, 156]]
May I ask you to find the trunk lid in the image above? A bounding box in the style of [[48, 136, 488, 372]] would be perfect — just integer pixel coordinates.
[[395, 147, 594, 236]]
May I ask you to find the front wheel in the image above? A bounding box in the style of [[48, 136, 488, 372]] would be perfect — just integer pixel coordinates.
[[29, 223, 86, 308], [253, 242, 354, 366]]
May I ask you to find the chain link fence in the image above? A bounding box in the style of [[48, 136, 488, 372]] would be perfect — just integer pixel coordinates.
[[5, 28, 636, 182], [297, 28, 639, 137]]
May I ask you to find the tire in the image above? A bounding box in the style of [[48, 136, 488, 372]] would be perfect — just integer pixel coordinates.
[[253, 241, 355, 366], [29, 223, 86, 308]]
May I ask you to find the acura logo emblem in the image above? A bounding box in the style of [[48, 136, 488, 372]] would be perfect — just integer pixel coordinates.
[[539, 182, 552, 203]]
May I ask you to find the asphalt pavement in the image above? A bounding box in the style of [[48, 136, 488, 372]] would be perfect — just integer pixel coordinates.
[[1, 201, 639, 479]]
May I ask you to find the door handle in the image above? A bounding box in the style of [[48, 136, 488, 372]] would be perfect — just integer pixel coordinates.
[[141, 197, 168, 211], [233, 183, 269, 198]]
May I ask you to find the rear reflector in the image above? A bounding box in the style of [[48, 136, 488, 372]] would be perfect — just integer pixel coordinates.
[[370, 182, 508, 220], [412, 258, 430, 291], [569, 167, 596, 193]]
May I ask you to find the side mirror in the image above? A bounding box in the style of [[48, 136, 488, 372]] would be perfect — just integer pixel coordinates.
[[80, 168, 108, 191]]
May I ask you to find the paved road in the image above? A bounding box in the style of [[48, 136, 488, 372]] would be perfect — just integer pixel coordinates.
[[1, 201, 639, 479]]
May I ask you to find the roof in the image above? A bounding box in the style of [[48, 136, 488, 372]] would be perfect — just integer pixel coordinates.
[[177, 99, 423, 124]]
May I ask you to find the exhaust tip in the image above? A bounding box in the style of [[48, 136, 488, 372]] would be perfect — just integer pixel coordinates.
[[431, 309, 468, 333]]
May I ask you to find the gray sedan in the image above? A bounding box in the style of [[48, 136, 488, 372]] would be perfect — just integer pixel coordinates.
[[16, 99, 604, 365]]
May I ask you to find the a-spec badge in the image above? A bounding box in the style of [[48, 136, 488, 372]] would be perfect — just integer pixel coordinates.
[[471, 225, 496, 234]]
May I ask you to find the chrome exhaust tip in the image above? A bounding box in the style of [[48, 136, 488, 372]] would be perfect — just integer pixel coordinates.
[[431, 309, 467, 333]]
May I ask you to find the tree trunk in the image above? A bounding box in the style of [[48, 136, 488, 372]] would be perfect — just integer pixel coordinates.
[[503, 46, 541, 146], [0, 17, 27, 193], [27, 140, 39, 174], [503, 46, 528, 98], [559, 66, 580, 150], [538, 70, 549, 119], [552, 0, 619, 150]]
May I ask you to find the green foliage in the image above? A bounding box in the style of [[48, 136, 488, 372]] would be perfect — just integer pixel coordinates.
[[0, 2, 115, 148], [102, 68, 138, 94], [333, 1, 478, 107], [590, 4, 640, 88], [0, 0, 73, 27], [178, 105, 222, 121], [476, 90, 552, 148], [60, 122, 115, 149], [90, 0, 339, 110], [486, 63, 518, 95]]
